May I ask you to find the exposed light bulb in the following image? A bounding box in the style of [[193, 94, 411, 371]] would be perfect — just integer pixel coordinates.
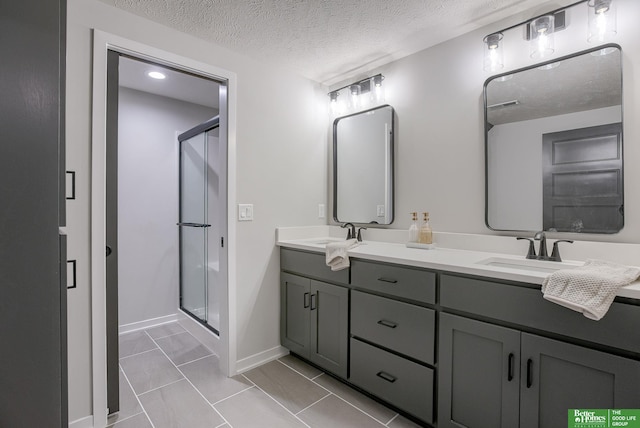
[[588, 0, 616, 43], [483, 33, 504, 72], [349, 84, 361, 110], [530, 15, 555, 59]]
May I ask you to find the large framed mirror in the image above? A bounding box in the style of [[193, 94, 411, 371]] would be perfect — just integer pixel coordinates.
[[484, 44, 623, 234], [333, 104, 394, 224]]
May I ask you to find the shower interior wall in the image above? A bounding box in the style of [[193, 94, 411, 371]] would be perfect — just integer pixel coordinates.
[[117, 86, 218, 329]]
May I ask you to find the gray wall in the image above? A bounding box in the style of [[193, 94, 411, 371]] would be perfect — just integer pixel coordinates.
[[118, 87, 215, 327]]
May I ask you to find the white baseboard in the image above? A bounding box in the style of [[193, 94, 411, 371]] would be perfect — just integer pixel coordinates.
[[118, 313, 179, 335], [235, 345, 289, 374], [69, 415, 93, 428]]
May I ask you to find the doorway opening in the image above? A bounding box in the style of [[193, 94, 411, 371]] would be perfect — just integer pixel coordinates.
[[104, 51, 228, 415]]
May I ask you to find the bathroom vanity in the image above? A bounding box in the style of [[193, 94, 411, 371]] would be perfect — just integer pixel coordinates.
[[278, 231, 640, 427]]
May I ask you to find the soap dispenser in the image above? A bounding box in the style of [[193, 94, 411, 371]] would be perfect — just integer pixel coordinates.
[[418, 212, 433, 244], [409, 212, 419, 242]]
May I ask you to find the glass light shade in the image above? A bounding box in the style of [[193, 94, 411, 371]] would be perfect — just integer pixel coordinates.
[[529, 15, 555, 60], [328, 90, 346, 116], [588, 0, 617, 43], [348, 84, 361, 111], [483, 33, 504, 72], [373, 75, 385, 103]]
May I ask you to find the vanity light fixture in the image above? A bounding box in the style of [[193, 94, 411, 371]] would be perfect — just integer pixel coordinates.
[[483, 33, 504, 72], [529, 15, 555, 59], [481, 0, 619, 71], [587, 0, 616, 43], [147, 71, 166, 80], [327, 73, 385, 116]]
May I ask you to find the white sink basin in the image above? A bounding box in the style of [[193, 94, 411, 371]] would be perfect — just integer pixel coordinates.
[[299, 237, 345, 247], [476, 257, 582, 274]]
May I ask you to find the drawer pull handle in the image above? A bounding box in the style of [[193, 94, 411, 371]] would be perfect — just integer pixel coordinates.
[[377, 320, 397, 329], [377, 277, 398, 284], [507, 353, 514, 381], [303, 292, 310, 308], [526, 359, 533, 388], [376, 371, 397, 383]]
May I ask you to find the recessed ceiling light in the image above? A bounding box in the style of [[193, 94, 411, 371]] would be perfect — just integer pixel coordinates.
[[147, 71, 166, 80]]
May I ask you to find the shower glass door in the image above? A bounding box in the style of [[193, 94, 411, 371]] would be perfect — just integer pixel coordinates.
[[179, 132, 209, 324]]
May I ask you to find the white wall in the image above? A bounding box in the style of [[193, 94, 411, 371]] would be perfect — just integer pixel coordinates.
[[330, 0, 640, 243], [66, 0, 327, 421], [117, 87, 215, 327]]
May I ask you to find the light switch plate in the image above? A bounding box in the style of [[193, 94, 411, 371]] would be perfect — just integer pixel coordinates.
[[318, 204, 325, 219], [238, 204, 254, 221], [377, 205, 385, 217]]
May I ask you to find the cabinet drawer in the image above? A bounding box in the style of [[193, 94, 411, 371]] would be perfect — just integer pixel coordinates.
[[440, 274, 640, 355], [350, 338, 434, 424], [281, 248, 349, 284], [351, 290, 435, 364], [351, 259, 435, 304]]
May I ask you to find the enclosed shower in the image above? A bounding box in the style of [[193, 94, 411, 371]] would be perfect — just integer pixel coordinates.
[[178, 116, 225, 334]]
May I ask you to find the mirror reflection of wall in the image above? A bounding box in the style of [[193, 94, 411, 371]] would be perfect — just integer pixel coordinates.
[[485, 45, 622, 233], [334, 105, 394, 225]]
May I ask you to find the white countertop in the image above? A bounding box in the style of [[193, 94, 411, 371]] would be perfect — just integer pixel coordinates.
[[276, 226, 640, 300]]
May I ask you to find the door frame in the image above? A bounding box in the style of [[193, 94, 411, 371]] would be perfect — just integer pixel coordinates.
[[91, 30, 238, 427]]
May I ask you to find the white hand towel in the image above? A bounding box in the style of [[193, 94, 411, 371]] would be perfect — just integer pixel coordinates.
[[541, 259, 640, 320], [325, 239, 358, 271]]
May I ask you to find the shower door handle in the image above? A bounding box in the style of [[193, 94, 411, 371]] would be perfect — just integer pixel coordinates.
[[176, 222, 211, 228]]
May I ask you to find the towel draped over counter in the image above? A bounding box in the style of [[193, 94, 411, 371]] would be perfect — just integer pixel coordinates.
[[325, 239, 358, 271], [542, 259, 640, 320]]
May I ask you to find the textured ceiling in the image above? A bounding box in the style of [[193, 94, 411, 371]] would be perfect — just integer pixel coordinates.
[[98, 0, 577, 85]]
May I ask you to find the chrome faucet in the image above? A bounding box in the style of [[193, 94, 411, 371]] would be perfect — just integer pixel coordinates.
[[341, 222, 356, 240]]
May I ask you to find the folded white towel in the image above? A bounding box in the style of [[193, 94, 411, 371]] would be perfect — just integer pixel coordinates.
[[325, 239, 358, 271], [542, 259, 640, 320]]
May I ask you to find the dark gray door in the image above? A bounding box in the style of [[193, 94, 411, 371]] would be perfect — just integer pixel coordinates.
[[280, 273, 311, 358], [105, 49, 120, 415], [0, 0, 67, 426], [438, 313, 520, 428], [309, 280, 349, 378], [542, 123, 623, 233], [520, 333, 640, 428]]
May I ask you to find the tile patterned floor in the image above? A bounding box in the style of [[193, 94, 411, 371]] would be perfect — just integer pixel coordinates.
[[108, 322, 424, 428]]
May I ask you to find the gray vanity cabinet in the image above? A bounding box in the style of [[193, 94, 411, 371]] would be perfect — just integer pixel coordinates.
[[520, 333, 640, 428], [280, 272, 349, 378], [439, 312, 640, 428], [438, 313, 520, 428], [349, 259, 437, 424]]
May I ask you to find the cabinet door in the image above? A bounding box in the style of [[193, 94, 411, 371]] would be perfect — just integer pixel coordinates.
[[309, 280, 349, 378], [439, 313, 520, 428], [281, 273, 311, 358], [520, 333, 640, 428], [0, 0, 67, 426]]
